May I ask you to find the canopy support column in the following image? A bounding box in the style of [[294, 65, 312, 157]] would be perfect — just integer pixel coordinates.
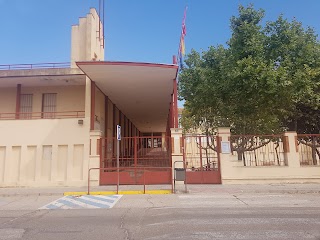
[[173, 78, 178, 128], [15, 84, 21, 119], [90, 81, 96, 130]]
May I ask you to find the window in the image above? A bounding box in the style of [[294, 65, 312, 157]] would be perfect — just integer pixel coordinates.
[[20, 94, 33, 119], [42, 93, 57, 118]]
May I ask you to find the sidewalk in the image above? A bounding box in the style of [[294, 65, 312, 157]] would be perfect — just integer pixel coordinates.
[[180, 183, 320, 194], [1, 183, 320, 197], [0, 185, 171, 197]]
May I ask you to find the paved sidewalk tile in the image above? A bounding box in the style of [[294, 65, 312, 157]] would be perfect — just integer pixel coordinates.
[[39, 195, 122, 210]]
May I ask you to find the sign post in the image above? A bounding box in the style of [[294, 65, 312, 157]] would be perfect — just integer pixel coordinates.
[[116, 125, 121, 193]]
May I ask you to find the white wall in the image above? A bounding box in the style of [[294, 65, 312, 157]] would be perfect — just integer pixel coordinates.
[[0, 85, 85, 115], [0, 117, 90, 187], [0, 87, 16, 113], [21, 85, 85, 113], [71, 8, 105, 67], [218, 129, 320, 184]]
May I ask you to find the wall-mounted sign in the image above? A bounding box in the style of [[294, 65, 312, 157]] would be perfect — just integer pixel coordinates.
[[117, 125, 121, 141], [221, 141, 231, 154]]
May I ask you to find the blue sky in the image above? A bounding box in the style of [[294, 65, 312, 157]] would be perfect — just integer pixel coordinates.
[[1, 0, 320, 66]]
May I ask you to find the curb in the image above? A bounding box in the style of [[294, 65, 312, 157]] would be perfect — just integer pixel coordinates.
[[1, 189, 320, 197], [64, 190, 172, 196], [0, 193, 65, 197], [185, 190, 320, 195]]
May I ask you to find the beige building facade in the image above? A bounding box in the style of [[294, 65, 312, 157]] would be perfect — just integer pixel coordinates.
[[1, 8, 319, 188], [0, 8, 180, 187]]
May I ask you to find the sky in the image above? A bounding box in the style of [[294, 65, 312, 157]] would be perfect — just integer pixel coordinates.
[[1, 0, 320, 66]]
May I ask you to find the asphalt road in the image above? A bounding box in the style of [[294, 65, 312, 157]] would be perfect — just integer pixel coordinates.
[[1, 192, 320, 240]]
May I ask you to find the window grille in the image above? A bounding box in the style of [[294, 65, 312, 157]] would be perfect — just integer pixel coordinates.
[[20, 94, 33, 119], [42, 93, 57, 118]]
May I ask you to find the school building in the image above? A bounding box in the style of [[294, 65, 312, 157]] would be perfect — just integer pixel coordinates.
[[0, 8, 180, 187], [1, 8, 320, 189]]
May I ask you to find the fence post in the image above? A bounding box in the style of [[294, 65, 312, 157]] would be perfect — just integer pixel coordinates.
[[89, 131, 102, 186], [217, 127, 232, 184], [87, 169, 91, 195], [134, 137, 137, 184], [170, 128, 184, 187], [143, 167, 146, 194], [283, 131, 300, 168], [134, 137, 137, 166]]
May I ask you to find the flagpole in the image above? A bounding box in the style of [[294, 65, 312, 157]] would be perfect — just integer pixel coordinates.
[[177, 6, 187, 71], [175, 6, 187, 86], [172, 6, 187, 128]]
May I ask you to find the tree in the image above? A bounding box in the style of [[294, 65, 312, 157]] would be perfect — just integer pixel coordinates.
[[180, 4, 320, 135], [264, 15, 320, 165], [225, 5, 289, 135], [179, 4, 320, 163], [264, 15, 320, 134], [179, 46, 230, 135], [179, 5, 289, 135]]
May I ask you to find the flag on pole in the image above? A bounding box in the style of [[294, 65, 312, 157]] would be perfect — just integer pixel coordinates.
[[178, 6, 187, 69], [180, 15, 187, 55]]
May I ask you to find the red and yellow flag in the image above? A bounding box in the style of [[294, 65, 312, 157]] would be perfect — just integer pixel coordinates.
[[180, 10, 187, 56], [178, 7, 187, 68]]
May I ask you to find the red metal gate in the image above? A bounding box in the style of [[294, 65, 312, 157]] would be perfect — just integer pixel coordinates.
[[183, 135, 221, 184], [99, 136, 172, 185]]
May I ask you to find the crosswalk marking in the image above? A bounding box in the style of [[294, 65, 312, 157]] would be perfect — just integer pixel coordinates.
[[84, 195, 116, 203], [39, 195, 122, 210], [56, 199, 84, 209], [68, 196, 108, 208]]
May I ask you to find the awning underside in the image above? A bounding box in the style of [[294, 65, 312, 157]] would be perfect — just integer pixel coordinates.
[[77, 62, 178, 132]]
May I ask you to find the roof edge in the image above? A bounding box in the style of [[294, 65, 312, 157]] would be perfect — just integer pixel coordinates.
[[76, 61, 178, 69]]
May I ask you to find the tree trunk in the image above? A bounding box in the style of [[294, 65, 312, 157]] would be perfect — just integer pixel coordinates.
[[316, 148, 320, 165], [237, 149, 246, 166], [254, 150, 257, 166], [237, 150, 243, 161], [275, 143, 280, 166], [312, 138, 317, 165]]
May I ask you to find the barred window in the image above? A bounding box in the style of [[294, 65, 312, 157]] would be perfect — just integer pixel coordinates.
[[42, 93, 57, 118], [20, 94, 33, 119]]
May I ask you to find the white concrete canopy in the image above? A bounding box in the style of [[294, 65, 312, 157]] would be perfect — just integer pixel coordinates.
[[77, 61, 178, 133]]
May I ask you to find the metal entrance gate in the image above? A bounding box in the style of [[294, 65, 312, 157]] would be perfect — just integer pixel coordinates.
[[183, 135, 222, 184], [99, 136, 172, 185]]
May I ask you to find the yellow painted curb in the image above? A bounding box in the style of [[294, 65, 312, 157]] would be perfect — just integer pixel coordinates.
[[63, 190, 172, 196], [63, 192, 84, 196], [145, 190, 172, 194]]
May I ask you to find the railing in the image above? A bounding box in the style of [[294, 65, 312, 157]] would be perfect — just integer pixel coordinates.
[[183, 135, 219, 171], [88, 167, 173, 195], [0, 62, 71, 70], [0, 111, 85, 120], [230, 135, 286, 167], [100, 136, 172, 169], [297, 134, 320, 166]]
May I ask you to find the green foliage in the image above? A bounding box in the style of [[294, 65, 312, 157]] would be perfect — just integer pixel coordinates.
[[179, 4, 320, 135], [264, 15, 320, 133]]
